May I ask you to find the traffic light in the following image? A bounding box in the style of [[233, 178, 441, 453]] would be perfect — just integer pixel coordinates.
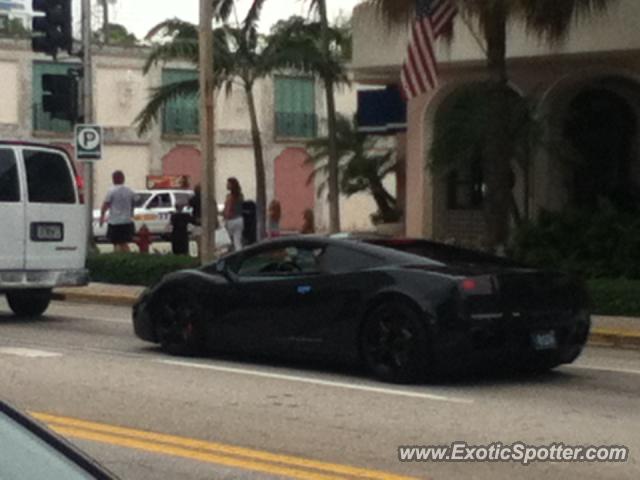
[[32, 0, 73, 58], [42, 72, 79, 121]]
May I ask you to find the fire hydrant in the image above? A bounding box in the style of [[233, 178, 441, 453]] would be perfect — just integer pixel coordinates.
[[134, 225, 152, 254]]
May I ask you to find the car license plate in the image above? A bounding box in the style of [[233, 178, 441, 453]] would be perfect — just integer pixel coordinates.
[[31, 223, 63, 242], [531, 330, 557, 350]]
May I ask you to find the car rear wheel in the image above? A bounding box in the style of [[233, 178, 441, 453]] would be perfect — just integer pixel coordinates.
[[360, 301, 430, 384], [7, 289, 52, 317], [155, 289, 205, 356]]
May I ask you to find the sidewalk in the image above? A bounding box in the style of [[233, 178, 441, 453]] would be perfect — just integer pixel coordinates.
[[54, 283, 640, 350]]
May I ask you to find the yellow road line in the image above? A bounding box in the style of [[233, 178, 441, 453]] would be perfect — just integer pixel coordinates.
[[50, 425, 345, 480], [32, 412, 419, 480]]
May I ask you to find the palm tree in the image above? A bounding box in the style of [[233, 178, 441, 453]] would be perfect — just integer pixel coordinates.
[[307, 114, 400, 224], [373, 0, 618, 250], [135, 9, 348, 239]]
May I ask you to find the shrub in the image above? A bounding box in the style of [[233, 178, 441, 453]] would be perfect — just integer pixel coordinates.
[[587, 279, 640, 317], [510, 208, 640, 279], [87, 254, 201, 286]]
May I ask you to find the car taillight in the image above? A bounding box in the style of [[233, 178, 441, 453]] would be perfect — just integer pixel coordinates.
[[76, 174, 85, 204], [459, 276, 494, 295]]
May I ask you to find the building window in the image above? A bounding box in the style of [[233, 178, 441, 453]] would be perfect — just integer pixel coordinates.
[[162, 69, 199, 136], [446, 161, 484, 210], [274, 76, 317, 139], [32, 62, 80, 133]]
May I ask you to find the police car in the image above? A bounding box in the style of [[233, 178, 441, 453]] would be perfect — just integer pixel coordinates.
[[93, 189, 194, 241]]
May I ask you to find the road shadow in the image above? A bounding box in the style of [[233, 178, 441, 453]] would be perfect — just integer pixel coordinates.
[[136, 343, 581, 388]]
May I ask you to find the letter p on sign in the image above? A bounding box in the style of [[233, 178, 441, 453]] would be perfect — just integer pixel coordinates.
[[75, 125, 103, 161]]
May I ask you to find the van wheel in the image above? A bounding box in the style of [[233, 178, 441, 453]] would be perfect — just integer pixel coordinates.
[[7, 289, 52, 317]]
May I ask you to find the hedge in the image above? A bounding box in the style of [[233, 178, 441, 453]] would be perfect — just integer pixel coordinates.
[[587, 279, 640, 317], [87, 253, 201, 286]]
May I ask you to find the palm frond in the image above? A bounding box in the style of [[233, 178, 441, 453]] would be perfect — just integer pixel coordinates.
[[134, 79, 200, 136], [145, 18, 198, 41], [143, 40, 199, 73]]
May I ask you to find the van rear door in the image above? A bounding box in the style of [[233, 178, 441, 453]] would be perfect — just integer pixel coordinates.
[[0, 148, 24, 270], [21, 148, 87, 271]]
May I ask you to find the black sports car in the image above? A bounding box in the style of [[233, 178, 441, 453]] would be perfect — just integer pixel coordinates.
[[133, 236, 590, 383]]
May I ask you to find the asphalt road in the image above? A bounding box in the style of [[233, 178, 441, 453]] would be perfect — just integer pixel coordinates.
[[0, 299, 639, 480]]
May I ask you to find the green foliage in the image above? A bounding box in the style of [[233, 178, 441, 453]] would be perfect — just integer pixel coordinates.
[[511, 208, 640, 279], [587, 279, 640, 317], [88, 254, 200, 287], [94, 23, 138, 46], [0, 18, 30, 39], [306, 114, 400, 224]]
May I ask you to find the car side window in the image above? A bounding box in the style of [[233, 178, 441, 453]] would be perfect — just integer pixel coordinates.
[[236, 246, 324, 277], [147, 193, 172, 209], [174, 193, 192, 208], [0, 149, 19, 203]]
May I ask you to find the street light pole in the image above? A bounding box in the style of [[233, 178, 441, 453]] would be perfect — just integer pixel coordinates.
[[82, 0, 95, 251], [199, 0, 217, 262]]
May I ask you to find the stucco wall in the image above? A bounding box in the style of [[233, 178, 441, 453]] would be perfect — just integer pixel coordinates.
[[353, 0, 640, 80], [94, 145, 151, 204], [0, 60, 19, 124], [95, 66, 149, 128]]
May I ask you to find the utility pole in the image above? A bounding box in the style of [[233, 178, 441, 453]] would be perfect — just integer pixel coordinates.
[[82, 0, 95, 251], [199, 0, 217, 261]]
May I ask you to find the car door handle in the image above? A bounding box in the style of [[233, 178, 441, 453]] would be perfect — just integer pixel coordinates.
[[297, 285, 312, 295]]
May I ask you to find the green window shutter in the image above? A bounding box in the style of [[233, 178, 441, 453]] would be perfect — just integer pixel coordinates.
[[162, 69, 199, 135], [32, 62, 79, 133], [274, 76, 316, 138]]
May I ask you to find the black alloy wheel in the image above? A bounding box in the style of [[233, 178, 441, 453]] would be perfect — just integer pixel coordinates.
[[155, 289, 205, 356], [360, 301, 430, 384], [6, 289, 52, 317]]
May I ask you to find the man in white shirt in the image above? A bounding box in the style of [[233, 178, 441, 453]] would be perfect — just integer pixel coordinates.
[[99, 170, 135, 253]]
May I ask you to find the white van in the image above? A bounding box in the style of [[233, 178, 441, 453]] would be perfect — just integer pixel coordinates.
[[0, 142, 88, 317]]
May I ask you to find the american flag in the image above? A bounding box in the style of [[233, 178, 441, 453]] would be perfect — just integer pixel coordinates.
[[401, 0, 458, 100]]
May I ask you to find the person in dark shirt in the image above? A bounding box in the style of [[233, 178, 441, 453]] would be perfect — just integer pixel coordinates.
[[170, 204, 194, 255]]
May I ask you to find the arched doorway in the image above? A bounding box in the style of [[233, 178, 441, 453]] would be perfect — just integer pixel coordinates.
[[564, 86, 638, 211], [162, 146, 202, 189], [274, 148, 315, 231]]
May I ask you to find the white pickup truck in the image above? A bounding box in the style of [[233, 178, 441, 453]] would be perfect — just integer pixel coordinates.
[[0, 142, 88, 317]]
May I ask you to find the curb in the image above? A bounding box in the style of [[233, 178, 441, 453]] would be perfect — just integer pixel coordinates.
[[52, 290, 640, 351], [588, 328, 640, 350], [52, 291, 140, 307]]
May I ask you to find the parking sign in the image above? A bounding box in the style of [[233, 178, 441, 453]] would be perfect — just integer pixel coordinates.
[[75, 125, 103, 160]]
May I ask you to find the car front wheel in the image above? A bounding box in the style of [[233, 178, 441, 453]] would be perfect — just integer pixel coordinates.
[[155, 289, 205, 356], [7, 289, 52, 317], [360, 301, 431, 384]]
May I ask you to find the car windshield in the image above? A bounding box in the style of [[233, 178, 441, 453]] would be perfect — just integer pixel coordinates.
[[133, 193, 152, 208], [0, 411, 95, 480]]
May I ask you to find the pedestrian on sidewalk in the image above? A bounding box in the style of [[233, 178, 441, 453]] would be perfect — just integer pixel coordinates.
[[170, 203, 194, 256], [223, 177, 244, 252], [189, 184, 202, 254], [100, 170, 135, 253], [267, 199, 281, 238], [301, 208, 315, 234]]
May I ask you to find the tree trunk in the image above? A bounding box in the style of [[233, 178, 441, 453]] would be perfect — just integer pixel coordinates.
[[198, 0, 217, 262], [481, 0, 512, 251], [245, 85, 267, 241], [367, 172, 397, 223], [318, 0, 341, 233], [101, 0, 109, 45]]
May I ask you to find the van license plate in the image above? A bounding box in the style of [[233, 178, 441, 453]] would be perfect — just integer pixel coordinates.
[[31, 223, 63, 242], [531, 330, 557, 350]]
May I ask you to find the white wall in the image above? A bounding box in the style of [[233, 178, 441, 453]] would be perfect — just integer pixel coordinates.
[[0, 60, 19, 124], [353, 0, 640, 76], [94, 145, 151, 205]]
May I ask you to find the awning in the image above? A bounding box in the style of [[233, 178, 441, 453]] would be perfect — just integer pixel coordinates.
[[356, 85, 407, 134]]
